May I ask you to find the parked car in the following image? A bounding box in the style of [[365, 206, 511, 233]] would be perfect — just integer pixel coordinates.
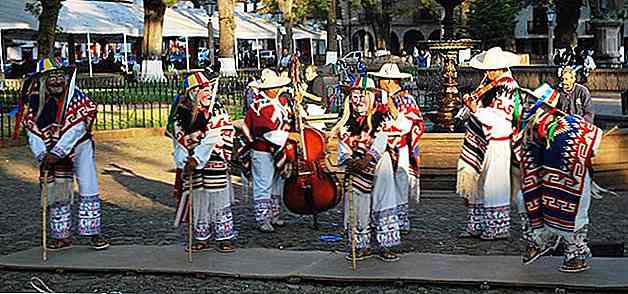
[[339, 51, 364, 64], [259, 50, 276, 67]]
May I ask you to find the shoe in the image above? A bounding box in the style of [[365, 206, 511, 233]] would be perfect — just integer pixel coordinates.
[[185, 241, 211, 253], [480, 232, 511, 241], [459, 231, 481, 239], [217, 240, 237, 253], [258, 223, 275, 233], [272, 219, 286, 227], [47, 239, 72, 251], [559, 259, 590, 273], [523, 243, 552, 265], [345, 249, 373, 261], [378, 250, 400, 262], [90, 235, 110, 250]]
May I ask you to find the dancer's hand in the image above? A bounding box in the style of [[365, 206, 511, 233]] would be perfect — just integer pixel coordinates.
[[183, 157, 198, 176], [463, 94, 478, 113], [348, 154, 373, 172], [41, 153, 60, 170]]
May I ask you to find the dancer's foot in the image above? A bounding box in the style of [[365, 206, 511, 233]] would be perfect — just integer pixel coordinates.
[[217, 240, 237, 253], [47, 239, 72, 251], [258, 223, 275, 233], [522, 242, 552, 265], [559, 258, 590, 273], [185, 240, 211, 253], [378, 249, 400, 262], [345, 249, 373, 261]]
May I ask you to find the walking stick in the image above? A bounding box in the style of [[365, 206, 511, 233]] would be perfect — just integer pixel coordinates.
[[188, 172, 193, 263], [348, 175, 357, 272], [42, 169, 48, 262]]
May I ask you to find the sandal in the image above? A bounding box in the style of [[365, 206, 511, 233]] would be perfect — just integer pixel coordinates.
[[47, 239, 72, 251], [185, 241, 212, 253], [378, 250, 400, 262], [90, 235, 110, 250], [345, 249, 373, 261], [217, 241, 237, 253]]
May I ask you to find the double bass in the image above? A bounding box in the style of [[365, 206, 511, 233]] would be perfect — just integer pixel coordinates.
[[283, 56, 341, 218]]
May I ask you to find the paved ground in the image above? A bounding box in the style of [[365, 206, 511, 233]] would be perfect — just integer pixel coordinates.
[[1, 136, 626, 293], [592, 97, 623, 115], [3, 246, 628, 291]]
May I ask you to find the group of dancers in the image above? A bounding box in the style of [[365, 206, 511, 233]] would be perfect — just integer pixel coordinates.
[[16, 46, 605, 273]]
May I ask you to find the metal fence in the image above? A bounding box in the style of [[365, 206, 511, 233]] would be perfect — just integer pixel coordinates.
[[0, 74, 255, 141], [0, 68, 447, 141]]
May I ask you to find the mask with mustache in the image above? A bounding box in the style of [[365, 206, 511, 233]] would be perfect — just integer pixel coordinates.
[[45, 71, 67, 96]]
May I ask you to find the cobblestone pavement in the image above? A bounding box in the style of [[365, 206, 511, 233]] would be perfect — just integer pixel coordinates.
[[0, 270, 609, 294], [1, 136, 626, 293]]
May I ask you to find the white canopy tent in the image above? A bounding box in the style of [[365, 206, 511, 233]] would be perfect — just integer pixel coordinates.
[[0, 0, 327, 73], [0, 0, 37, 30]]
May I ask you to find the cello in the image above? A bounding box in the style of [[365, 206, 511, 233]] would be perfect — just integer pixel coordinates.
[[283, 56, 341, 218]]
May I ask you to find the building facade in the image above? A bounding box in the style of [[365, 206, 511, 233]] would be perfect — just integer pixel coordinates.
[[337, 0, 442, 57]]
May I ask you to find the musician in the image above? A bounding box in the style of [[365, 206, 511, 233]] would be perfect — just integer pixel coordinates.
[[16, 58, 109, 251], [517, 84, 602, 273], [332, 76, 403, 262], [458, 47, 520, 240], [240, 71, 292, 232], [369, 63, 425, 233], [171, 72, 237, 253]]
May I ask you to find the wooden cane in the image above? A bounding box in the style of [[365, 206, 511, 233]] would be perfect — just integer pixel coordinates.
[[348, 175, 357, 272], [188, 172, 193, 263], [42, 169, 48, 262]]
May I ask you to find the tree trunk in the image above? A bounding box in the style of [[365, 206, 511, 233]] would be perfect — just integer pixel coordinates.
[[363, 2, 389, 51], [327, 0, 337, 52], [218, 0, 235, 59], [37, 0, 62, 59], [554, 0, 582, 49], [218, 0, 236, 74], [373, 21, 389, 51], [207, 19, 215, 66], [285, 21, 294, 53], [142, 0, 166, 59], [68, 35, 76, 65]]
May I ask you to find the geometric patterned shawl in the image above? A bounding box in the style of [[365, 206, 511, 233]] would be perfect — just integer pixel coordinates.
[[520, 114, 602, 232], [456, 114, 488, 200]]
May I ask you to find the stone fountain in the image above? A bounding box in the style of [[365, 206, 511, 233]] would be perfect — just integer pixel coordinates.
[[422, 0, 479, 132]]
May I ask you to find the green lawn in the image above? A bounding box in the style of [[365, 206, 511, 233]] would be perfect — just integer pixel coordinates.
[[1, 99, 243, 140], [94, 104, 171, 130]]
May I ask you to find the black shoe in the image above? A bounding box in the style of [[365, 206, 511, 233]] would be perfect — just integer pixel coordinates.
[[47, 239, 72, 251], [90, 235, 110, 250], [559, 259, 590, 273]]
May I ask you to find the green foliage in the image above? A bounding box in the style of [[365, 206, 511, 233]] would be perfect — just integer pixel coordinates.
[[259, 0, 328, 23], [25, 0, 42, 16], [417, 0, 441, 18], [466, 0, 521, 49], [163, 0, 179, 7]]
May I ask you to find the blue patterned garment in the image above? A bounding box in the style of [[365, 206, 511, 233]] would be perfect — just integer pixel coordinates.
[[521, 115, 601, 232]]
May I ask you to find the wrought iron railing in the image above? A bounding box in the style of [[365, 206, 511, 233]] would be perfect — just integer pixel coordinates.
[[0, 68, 450, 141]]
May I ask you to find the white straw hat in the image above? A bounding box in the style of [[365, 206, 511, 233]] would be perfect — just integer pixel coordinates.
[[368, 63, 412, 79], [469, 47, 520, 70], [250, 69, 291, 89]]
